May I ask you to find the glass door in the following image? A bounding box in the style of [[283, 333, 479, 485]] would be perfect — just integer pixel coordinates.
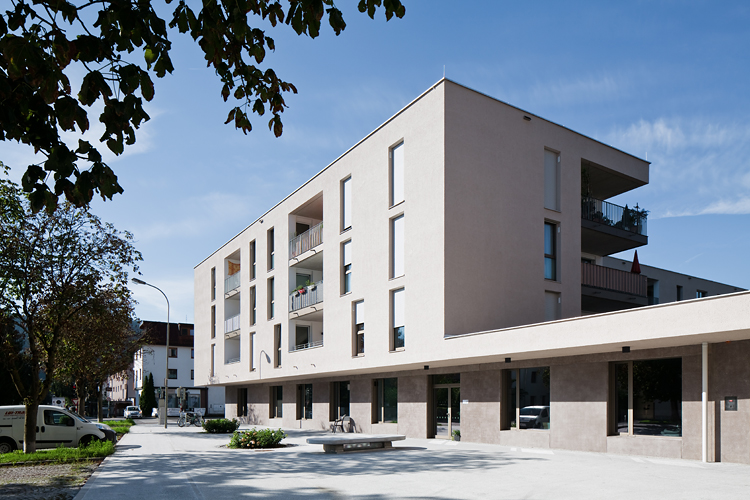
[[434, 386, 460, 439]]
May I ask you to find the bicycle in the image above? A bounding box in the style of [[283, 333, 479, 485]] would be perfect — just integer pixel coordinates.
[[177, 411, 204, 427]]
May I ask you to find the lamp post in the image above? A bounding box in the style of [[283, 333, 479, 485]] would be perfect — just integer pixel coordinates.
[[132, 278, 170, 429]]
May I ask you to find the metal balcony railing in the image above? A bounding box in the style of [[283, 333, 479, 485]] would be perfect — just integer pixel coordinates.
[[290, 339, 324, 352], [289, 281, 323, 312], [225, 272, 240, 294], [224, 314, 240, 334], [581, 262, 647, 296], [581, 197, 647, 236], [289, 222, 323, 259]]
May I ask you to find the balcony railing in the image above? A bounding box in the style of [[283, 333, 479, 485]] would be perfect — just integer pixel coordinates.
[[224, 314, 240, 334], [289, 281, 323, 312], [290, 339, 324, 352], [225, 272, 240, 294], [581, 262, 647, 296], [581, 197, 647, 236], [289, 222, 323, 260], [225, 357, 240, 364]]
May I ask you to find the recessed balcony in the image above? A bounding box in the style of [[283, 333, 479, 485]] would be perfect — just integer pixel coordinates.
[[289, 222, 323, 260], [225, 272, 240, 297], [581, 197, 648, 255], [224, 313, 240, 335], [289, 281, 323, 318], [581, 262, 648, 313], [290, 339, 324, 352]]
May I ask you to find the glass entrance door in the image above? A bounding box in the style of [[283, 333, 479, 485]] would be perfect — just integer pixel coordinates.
[[434, 386, 460, 439]]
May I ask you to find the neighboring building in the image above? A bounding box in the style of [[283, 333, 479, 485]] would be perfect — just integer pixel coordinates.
[[193, 79, 750, 463], [130, 321, 225, 416], [107, 371, 134, 404]]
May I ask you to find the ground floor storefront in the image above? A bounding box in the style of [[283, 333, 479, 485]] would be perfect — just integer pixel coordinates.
[[222, 340, 750, 464]]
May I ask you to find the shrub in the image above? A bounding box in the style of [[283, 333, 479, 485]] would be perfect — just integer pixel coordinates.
[[202, 418, 240, 434], [228, 428, 287, 449]]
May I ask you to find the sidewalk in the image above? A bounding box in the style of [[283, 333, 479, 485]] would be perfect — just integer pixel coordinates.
[[76, 421, 750, 499]]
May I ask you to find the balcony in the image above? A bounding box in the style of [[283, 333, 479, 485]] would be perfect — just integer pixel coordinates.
[[581, 262, 648, 313], [224, 313, 240, 334], [289, 222, 323, 260], [289, 281, 323, 314], [290, 339, 324, 352], [581, 197, 648, 255], [225, 272, 240, 296]]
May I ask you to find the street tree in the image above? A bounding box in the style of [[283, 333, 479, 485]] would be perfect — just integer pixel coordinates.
[[56, 286, 143, 421], [0, 0, 406, 212], [0, 179, 141, 452], [140, 372, 156, 418]]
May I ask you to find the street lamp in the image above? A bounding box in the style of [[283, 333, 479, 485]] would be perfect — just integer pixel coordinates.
[[132, 278, 170, 429]]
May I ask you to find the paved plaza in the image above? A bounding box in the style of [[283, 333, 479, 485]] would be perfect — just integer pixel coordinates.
[[76, 421, 750, 499]]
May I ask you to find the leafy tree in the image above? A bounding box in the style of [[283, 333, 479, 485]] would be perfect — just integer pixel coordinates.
[[55, 286, 143, 421], [0, 178, 141, 452], [0, 0, 406, 212], [141, 372, 156, 417]]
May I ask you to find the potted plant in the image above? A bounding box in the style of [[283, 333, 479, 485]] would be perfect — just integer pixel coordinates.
[[452, 429, 461, 441]]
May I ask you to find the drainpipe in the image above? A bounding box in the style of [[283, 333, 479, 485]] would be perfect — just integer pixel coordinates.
[[702, 342, 708, 463]]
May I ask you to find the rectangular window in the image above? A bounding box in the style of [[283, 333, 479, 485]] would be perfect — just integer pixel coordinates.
[[354, 300, 365, 356], [211, 305, 216, 338], [191, 370, 194, 380], [267, 228, 275, 271], [210, 344, 215, 377], [274, 324, 281, 368], [250, 286, 256, 325], [391, 214, 405, 278], [544, 222, 557, 280], [373, 378, 398, 423], [676, 285, 683, 301], [211, 267, 216, 301], [249, 332, 255, 371], [342, 240, 352, 294], [268, 278, 275, 320], [249, 240, 256, 280], [342, 176, 352, 231], [390, 142, 404, 206], [544, 149, 560, 211], [168, 348, 178, 358], [610, 358, 682, 437], [270, 386, 283, 418], [392, 288, 405, 350], [503, 367, 551, 430], [696, 290, 707, 298], [191, 349, 194, 359], [296, 383, 313, 420], [329, 381, 350, 420], [237, 388, 248, 417], [168, 369, 177, 379], [544, 291, 561, 321]]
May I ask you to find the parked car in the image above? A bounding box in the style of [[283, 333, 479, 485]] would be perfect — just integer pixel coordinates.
[[124, 406, 142, 419], [519, 406, 550, 429], [0, 405, 116, 453]]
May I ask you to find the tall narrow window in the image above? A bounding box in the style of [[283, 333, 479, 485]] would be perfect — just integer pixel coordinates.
[[676, 285, 683, 301], [211, 267, 216, 301], [354, 300, 365, 356], [274, 324, 281, 368], [392, 288, 405, 350], [390, 142, 404, 206], [237, 388, 248, 417], [373, 378, 398, 423], [267, 228, 275, 271], [248, 332, 255, 372], [544, 149, 560, 210], [210, 344, 215, 377], [270, 386, 283, 418], [268, 278, 275, 320], [391, 214, 405, 278], [296, 384, 313, 420], [249, 286, 256, 325], [249, 240, 256, 280], [211, 305, 216, 339], [544, 291, 561, 321], [544, 222, 557, 280], [342, 176, 352, 231], [342, 240, 352, 294]]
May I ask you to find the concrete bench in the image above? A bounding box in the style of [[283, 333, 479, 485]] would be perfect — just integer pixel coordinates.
[[306, 434, 406, 454]]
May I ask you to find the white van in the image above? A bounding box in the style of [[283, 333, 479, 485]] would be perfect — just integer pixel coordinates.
[[0, 405, 116, 453]]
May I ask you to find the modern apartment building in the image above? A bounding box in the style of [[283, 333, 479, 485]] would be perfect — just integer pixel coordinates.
[[194, 79, 750, 463]]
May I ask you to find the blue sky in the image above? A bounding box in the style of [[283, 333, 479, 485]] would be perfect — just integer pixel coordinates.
[[3, 1, 749, 322]]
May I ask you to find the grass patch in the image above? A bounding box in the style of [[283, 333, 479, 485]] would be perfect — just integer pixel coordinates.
[[104, 418, 135, 435], [0, 440, 115, 465]]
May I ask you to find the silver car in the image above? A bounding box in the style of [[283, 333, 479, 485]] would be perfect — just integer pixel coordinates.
[[124, 406, 142, 419], [519, 406, 550, 429]]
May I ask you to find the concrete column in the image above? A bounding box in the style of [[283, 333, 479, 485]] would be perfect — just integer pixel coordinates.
[[702, 342, 708, 463]]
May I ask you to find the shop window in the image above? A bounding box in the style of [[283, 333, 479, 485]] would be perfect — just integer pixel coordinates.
[[373, 378, 398, 423], [503, 367, 550, 430], [296, 384, 313, 420]]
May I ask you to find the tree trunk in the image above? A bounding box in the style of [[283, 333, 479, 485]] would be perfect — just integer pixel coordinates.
[[23, 401, 39, 453]]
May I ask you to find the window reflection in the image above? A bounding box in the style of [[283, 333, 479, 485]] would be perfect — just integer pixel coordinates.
[[505, 367, 551, 430]]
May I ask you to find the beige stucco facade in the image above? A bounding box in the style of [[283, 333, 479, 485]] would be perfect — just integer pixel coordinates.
[[194, 79, 750, 463]]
